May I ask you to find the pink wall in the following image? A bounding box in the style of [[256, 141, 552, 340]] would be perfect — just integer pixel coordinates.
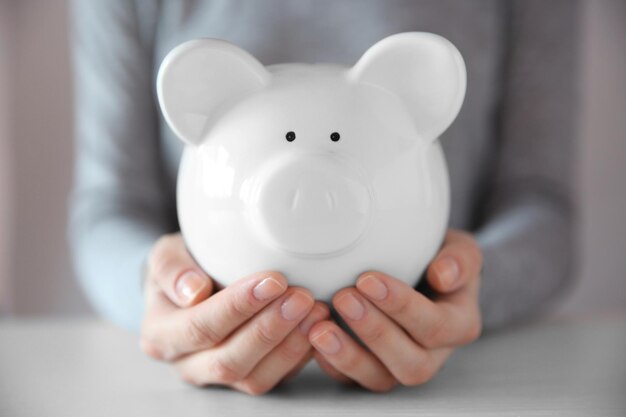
[[11, 0, 91, 315], [0, 0, 16, 313], [556, 0, 626, 316]]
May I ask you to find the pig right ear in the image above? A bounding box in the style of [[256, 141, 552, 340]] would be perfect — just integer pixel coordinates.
[[157, 39, 270, 146]]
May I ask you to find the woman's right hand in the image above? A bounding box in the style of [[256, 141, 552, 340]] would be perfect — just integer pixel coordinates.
[[140, 233, 329, 395]]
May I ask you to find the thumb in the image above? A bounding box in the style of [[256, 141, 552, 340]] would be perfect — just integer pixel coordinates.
[[146, 233, 213, 308], [426, 229, 482, 294]]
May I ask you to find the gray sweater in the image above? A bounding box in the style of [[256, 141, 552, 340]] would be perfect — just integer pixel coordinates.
[[69, 0, 579, 331]]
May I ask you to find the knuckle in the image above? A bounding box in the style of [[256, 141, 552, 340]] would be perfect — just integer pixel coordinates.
[[148, 253, 176, 283], [422, 315, 448, 348], [385, 295, 412, 317], [178, 369, 204, 387], [400, 372, 433, 387], [176, 361, 208, 387], [226, 293, 256, 322], [448, 231, 482, 260], [149, 235, 177, 262], [370, 377, 397, 393], [146, 234, 191, 288], [461, 235, 483, 266], [455, 229, 474, 243], [473, 243, 484, 263], [139, 335, 164, 361], [359, 323, 387, 346], [238, 378, 271, 396], [149, 236, 169, 261], [462, 315, 483, 345], [251, 321, 282, 348], [397, 360, 435, 386], [211, 357, 244, 384], [277, 338, 307, 363], [470, 245, 483, 270], [339, 350, 363, 373], [185, 316, 220, 349]]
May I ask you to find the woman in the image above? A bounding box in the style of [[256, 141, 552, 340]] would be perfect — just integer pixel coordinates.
[[69, 0, 578, 394]]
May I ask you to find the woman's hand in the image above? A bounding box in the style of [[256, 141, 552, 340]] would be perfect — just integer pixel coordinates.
[[309, 229, 483, 392], [139, 233, 329, 395]]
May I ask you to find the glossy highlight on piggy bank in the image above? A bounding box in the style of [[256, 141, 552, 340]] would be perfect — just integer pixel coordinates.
[[157, 32, 466, 300]]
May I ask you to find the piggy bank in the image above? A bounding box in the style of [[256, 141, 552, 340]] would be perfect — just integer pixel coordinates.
[[157, 32, 466, 300]]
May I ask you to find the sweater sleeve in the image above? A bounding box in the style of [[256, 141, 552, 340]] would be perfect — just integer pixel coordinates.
[[475, 0, 580, 330], [69, 0, 175, 331]]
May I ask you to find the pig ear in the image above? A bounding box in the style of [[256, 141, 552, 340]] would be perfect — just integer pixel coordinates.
[[157, 39, 270, 146], [350, 32, 466, 141]]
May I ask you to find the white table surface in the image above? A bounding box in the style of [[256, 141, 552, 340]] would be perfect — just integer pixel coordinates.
[[0, 314, 625, 417]]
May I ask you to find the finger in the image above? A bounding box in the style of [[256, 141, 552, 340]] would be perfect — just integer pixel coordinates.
[[174, 287, 314, 386], [282, 350, 313, 383], [146, 234, 213, 308], [313, 351, 352, 384], [309, 321, 397, 392], [426, 229, 483, 293], [142, 271, 288, 360], [282, 302, 332, 382], [356, 272, 482, 349], [333, 288, 447, 386], [232, 302, 329, 395]]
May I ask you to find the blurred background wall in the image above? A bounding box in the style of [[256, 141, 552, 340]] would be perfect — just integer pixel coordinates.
[[0, 0, 624, 318], [556, 0, 626, 316], [1, 0, 89, 315], [0, 0, 16, 313]]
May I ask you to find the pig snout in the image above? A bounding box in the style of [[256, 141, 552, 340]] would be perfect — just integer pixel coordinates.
[[249, 154, 372, 256]]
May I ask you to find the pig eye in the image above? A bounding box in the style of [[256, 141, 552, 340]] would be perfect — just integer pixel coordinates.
[[285, 131, 296, 142], [330, 132, 341, 142]]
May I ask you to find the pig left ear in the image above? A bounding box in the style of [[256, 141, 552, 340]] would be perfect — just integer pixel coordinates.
[[350, 32, 466, 141], [157, 39, 270, 146]]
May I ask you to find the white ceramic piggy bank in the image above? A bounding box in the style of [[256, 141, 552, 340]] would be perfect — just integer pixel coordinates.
[[157, 32, 466, 300]]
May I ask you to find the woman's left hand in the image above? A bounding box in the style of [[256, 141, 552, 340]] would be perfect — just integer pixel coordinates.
[[309, 229, 483, 392]]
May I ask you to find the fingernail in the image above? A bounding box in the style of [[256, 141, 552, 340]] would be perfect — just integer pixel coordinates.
[[435, 256, 460, 289], [253, 277, 285, 301], [357, 275, 388, 301], [312, 330, 341, 355], [175, 270, 208, 303], [335, 293, 365, 321], [281, 291, 313, 321], [299, 305, 325, 335]]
